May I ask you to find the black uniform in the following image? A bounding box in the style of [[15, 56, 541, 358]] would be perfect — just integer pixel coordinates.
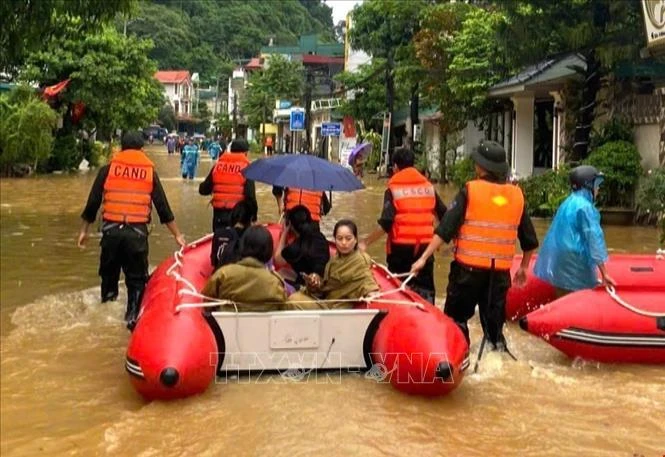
[[198, 172, 257, 231], [81, 165, 174, 306], [378, 189, 447, 304], [436, 177, 539, 346]]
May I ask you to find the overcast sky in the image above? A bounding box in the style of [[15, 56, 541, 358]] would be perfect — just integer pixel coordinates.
[[325, 0, 363, 24]]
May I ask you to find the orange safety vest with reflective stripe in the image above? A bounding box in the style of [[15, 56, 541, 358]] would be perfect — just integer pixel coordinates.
[[284, 188, 323, 222], [454, 179, 524, 271], [102, 150, 153, 224], [387, 167, 436, 249], [211, 152, 250, 209]]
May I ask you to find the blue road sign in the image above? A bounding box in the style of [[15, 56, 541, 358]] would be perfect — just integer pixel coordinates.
[[321, 122, 341, 137], [290, 109, 305, 131]]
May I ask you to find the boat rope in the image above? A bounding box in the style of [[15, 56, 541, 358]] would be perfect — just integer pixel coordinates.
[[163, 237, 426, 314], [605, 285, 665, 318]]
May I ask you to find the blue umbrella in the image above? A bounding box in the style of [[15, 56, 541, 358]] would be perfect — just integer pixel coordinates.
[[242, 154, 364, 192]]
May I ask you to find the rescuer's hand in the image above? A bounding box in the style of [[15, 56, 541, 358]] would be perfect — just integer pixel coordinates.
[[513, 266, 527, 287], [77, 230, 88, 248], [410, 257, 426, 274]]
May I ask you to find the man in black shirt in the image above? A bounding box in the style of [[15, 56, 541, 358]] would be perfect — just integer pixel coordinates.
[[78, 131, 185, 330], [361, 148, 447, 304], [198, 139, 257, 231], [411, 141, 538, 352]]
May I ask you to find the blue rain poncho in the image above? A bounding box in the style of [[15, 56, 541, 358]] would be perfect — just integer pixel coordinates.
[[208, 142, 221, 160], [534, 189, 608, 291], [181, 144, 200, 178]]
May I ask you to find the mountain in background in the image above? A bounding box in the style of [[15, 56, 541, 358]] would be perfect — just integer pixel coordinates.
[[122, 0, 336, 86]]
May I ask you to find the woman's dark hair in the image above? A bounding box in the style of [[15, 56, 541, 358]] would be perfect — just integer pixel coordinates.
[[333, 219, 358, 246], [286, 205, 317, 238], [239, 225, 273, 263], [231, 200, 258, 227], [286, 205, 323, 261]]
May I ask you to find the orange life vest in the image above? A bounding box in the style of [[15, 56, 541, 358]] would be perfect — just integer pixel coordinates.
[[265, 136, 273, 147], [284, 189, 323, 222], [211, 152, 250, 209], [387, 167, 436, 249], [102, 150, 154, 224], [454, 179, 524, 271]]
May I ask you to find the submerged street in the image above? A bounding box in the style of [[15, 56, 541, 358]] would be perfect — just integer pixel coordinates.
[[1, 146, 663, 456]]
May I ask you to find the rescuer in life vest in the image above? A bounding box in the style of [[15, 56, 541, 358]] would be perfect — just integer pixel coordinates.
[[360, 147, 447, 304], [199, 138, 257, 265], [272, 185, 331, 228], [410, 140, 539, 351], [77, 131, 186, 330]]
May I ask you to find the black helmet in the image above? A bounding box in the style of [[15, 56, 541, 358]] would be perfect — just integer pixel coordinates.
[[570, 165, 603, 190]]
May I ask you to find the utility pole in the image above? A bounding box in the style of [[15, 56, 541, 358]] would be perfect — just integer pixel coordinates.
[[214, 76, 220, 117], [232, 92, 238, 138], [304, 66, 313, 153]]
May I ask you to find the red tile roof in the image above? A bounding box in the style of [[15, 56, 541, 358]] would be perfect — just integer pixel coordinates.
[[154, 71, 191, 84], [302, 55, 344, 65], [244, 58, 263, 70]]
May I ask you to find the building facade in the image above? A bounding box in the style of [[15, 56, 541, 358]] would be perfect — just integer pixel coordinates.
[[154, 71, 193, 118]]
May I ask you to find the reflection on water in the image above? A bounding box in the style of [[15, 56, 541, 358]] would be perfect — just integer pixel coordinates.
[[1, 146, 663, 456]]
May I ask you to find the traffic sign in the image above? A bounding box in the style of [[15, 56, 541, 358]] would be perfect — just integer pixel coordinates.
[[321, 122, 341, 137], [290, 108, 305, 131]]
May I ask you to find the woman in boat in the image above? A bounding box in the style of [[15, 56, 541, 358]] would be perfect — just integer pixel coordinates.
[[274, 205, 330, 288], [202, 225, 288, 311], [287, 219, 379, 310]]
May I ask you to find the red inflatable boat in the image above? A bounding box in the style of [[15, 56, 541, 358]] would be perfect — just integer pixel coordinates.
[[519, 286, 665, 364], [506, 254, 665, 321], [126, 224, 469, 401]]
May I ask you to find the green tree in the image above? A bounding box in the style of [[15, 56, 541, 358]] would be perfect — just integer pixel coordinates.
[[0, 0, 135, 76], [158, 104, 176, 132], [242, 55, 303, 136], [447, 7, 511, 122], [125, 0, 335, 84], [0, 87, 58, 174], [22, 27, 164, 139], [414, 2, 475, 181], [336, 59, 397, 131], [349, 0, 427, 158], [497, 0, 646, 161]]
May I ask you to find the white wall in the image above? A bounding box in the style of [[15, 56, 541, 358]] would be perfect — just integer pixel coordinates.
[[634, 124, 660, 170]]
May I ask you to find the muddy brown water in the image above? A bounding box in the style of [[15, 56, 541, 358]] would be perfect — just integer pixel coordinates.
[[1, 146, 663, 456]]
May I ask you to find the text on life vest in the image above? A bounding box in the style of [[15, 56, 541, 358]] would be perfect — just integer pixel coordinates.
[[112, 164, 148, 180], [216, 162, 243, 174], [392, 186, 433, 199]]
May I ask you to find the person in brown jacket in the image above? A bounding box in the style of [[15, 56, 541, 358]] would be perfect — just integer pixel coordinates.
[[202, 225, 288, 311]]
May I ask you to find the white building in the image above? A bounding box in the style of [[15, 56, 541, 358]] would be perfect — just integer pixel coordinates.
[[154, 70, 193, 118]]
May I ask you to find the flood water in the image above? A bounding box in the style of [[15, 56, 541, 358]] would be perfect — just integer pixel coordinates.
[[1, 146, 663, 456]]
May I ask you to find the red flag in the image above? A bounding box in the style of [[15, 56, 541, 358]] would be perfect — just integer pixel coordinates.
[[343, 115, 356, 138], [43, 79, 71, 99]]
